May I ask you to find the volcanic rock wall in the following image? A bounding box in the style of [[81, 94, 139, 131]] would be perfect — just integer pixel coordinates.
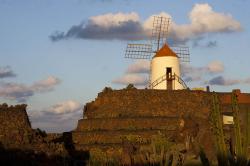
[[1, 88, 250, 164], [83, 89, 212, 119], [73, 89, 211, 156], [73, 88, 250, 160], [0, 104, 32, 148], [0, 104, 66, 156]]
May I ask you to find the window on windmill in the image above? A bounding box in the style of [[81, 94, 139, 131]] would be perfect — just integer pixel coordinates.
[[222, 112, 234, 125]]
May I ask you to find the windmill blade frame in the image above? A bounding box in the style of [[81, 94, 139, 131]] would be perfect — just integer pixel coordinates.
[[171, 46, 190, 63], [151, 16, 171, 51], [125, 44, 153, 59]]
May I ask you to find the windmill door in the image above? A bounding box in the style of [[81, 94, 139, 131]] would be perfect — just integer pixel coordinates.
[[166, 67, 173, 90]]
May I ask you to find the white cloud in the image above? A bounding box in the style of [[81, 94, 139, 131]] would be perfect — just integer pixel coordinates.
[[245, 78, 250, 84], [90, 12, 140, 28], [0, 82, 33, 102], [189, 4, 241, 33], [113, 60, 150, 87], [169, 3, 241, 43], [50, 12, 145, 41], [0, 66, 16, 79], [112, 74, 148, 86], [28, 100, 83, 133], [208, 76, 241, 86], [0, 76, 61, 102], [50, 3, 242, 44], [126, 60, 150, 74], [205, 75, 250, 86], [46, 100, 82, 114], [193, 40, 217, 48], [142, 12, 172, 31], [183, 75, 202, 82], [207, 61, 224, 73], [32, 76, 61, 92], [181, 60, 224, 82]]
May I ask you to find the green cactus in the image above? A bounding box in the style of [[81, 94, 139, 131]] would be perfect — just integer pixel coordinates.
[[247, 108, 250, 158], [210, 92, 228, 165], [200, 92, 250, 166], [232, 92, 243, 156], [231, 92, 248, 165]]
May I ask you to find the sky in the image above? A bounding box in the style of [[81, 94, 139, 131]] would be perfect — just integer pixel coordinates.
[[0, 0, 250, 132]]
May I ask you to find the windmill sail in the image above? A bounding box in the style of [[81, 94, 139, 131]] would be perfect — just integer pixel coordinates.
[[151, 16, 170, 51], [171, 46, 190, 62], [125, 44, 153, 59], [124, 16, 171, 60], [124, 16, 190, 62]]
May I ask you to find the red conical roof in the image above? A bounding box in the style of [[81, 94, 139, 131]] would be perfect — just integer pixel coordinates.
[[154, 44, 177, 58]]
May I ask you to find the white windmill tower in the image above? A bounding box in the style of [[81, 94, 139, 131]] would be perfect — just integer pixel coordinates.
[[125, 16, 190, 90]]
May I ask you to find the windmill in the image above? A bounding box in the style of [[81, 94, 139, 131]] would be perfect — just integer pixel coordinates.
[[125, 16, 190, 90]]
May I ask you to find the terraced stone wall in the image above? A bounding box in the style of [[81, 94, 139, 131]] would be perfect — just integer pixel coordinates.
[[74, 88, 250, 161], [0, 104, 32, 148], [0, 104, 67, 156], [84, 89, 212, 119]]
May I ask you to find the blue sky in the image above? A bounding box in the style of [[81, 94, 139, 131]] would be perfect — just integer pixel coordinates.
[[0, 0, 250, 132]]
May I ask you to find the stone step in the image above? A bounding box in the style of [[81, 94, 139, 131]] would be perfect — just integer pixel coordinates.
[[73, 142, 148, 151], [84, 89, 211, 119], [72, 129, 175, 145], [76, 117, 179, 131]]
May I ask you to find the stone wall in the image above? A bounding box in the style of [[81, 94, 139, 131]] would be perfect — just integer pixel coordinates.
[[76, 117, 179, 131], [1, 88, 250, 164], [74, 88, 250, 161], [0, 104, 67, 156], [74, 89, 212, 158], [84, 89, 212, 119], [0, 104, 32, 148]]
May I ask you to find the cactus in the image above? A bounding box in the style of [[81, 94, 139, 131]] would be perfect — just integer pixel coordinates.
[[231, 92, 248, 165], [133, 134, 178, 166], [247, 108, 250, 159], [232, 92, 243, 156], [207, 92, 250, 166], [210, 92, 228, 165]]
